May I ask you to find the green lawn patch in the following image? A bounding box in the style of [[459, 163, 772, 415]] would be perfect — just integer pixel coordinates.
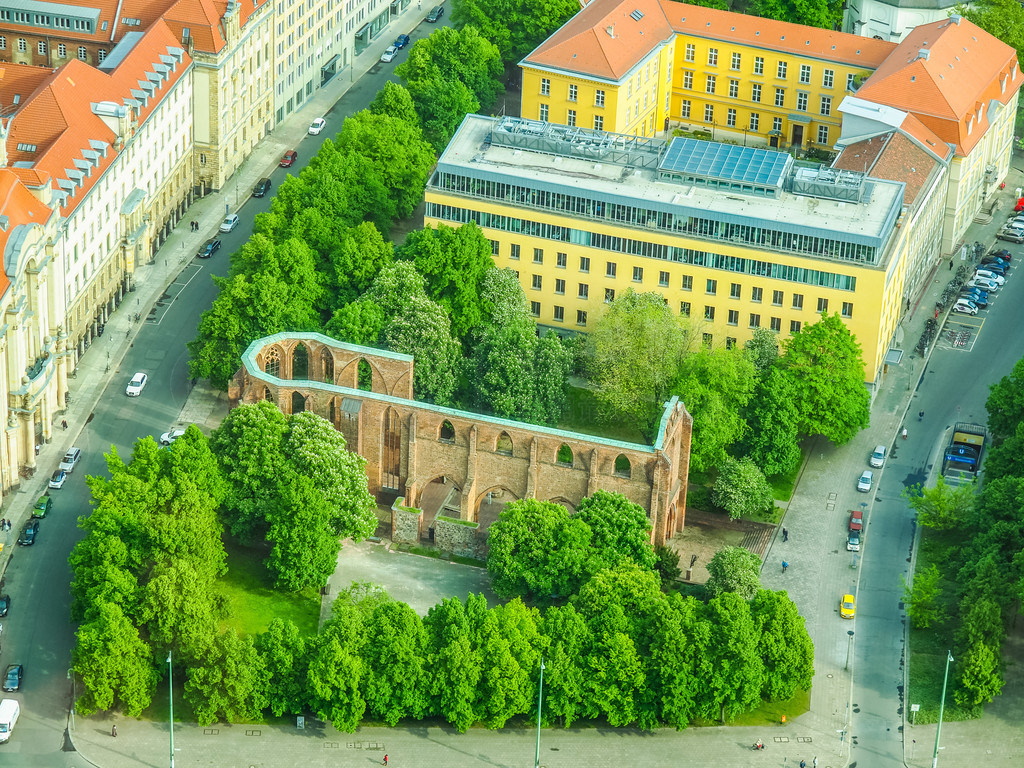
[[768, 451, 804, 501], [560, 386, 649, 444], [691, 686, 811, 726]]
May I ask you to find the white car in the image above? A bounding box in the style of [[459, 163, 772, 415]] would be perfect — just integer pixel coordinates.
[[952, 298, 978, 315], [219, 214, 240, 233], [308, 117, 327, 135], [974, 269, 1005, 285], [49, 469, 67, 489], [159, 429, 187, 446], [59, 447, 82, 473], [125, 372, 148, 396], [967, 277, 999, 292], [857, 470, 873, 492], [869, 445, 886, 468], [380, 46, 399, 63]]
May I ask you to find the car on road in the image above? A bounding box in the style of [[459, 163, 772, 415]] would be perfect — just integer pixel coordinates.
[[393, 34, 410, 48], [17, 521, 39, 546], [952, 298, 979, 315], [996, 226, 1024, 243], [967, 277, 1000, 292], [219, 214, 240, 233], [869, 445, 886, 467], [840, 594, 856, 619], [2, 665, 22, 692], [126, 371, 148, 396], [974, 269, 1005, 285], [48, 469, 67, 489], [197, 238, 221, 259], [252, 177, 271, 198], [988, 249, 1012, 261], [380, 45, 399, 63], [960, 290, 988, 308], [159, 429, 187, 446], [279, 150, 298, 167], [977, 260, 1007, 275], [59, 447, 82, 473], [849, 509, 863, 532], [426, 5, 444, 21], [0, 595, 9, 617], [308, 117, 327, 135], [847, 530, 861, 552], [32, 495, 52, 518], [857, 470, 873, 492]]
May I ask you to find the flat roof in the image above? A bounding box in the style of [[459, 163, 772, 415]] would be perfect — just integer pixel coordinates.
[[436, 115, 905, 258]]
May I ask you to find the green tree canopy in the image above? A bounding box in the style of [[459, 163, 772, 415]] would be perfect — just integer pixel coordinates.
[[382, 294, 462, 405], [712, 457, 775, 521], [704, 545, 763, 599], [738, 366, 802, 477], [396, 25, 504, 107], [902, 475, 975, 531], [749, 0, 844, 29], [985, 355, 1024, 439], [450, 0, 579, 62], [749, 590, 814, 701]]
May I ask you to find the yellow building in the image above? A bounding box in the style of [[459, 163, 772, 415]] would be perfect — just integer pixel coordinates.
[[426, 115, 949, 384]]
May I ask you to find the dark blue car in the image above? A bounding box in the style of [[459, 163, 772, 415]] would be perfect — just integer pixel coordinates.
[[394, 34, 410, 49]]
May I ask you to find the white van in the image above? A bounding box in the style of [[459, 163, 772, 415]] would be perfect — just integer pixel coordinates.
[[0, 698, 20, 742]]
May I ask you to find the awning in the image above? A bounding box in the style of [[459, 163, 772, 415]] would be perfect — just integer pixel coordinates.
[[768, 129, 783, 136], [321, 54, 340, 72], [787, 113, 813, 124]]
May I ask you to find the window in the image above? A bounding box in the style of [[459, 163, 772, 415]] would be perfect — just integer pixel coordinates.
[[682, 275, 693, 290], [530, 301, 541, 317], [706, 279, 717, 294], [792, 294, 804, 310], [18, 38, 26, 52], [727, 310, 739, 325], [708, 48, 718, 66], [754, 56, 764, 75], [681, 100, 691, 118], [847, 73, 856, 90], [554, 306, 564, 321], [730, 283, 741, 299], [685, 43, 695, 62], [606, 261, 617, 278], [78, 46, 87, 60], [823, 69, 834, 88], [817, 298, 828, 313], [817, 125, 829, 144], [555, 278, 565, 295], [577, 310, 587, 326], [533, 248, 543, 264], [659, 271, 669, 287], [820, 96, 832, 116], [683, 71, 693, 89], [440, 420, 456, 442], [605, 288, 616, 302], [704, 104, 714, 122], [770, 316, 781, 332], [0, 37, 5, 50], [796, 92, 808, 111], [37, 41, 46, 55], [706, 74, 716, 94], [727, 108, 736, 127], [633, 266, 643, 282], [532, 274, 542, 290], [751, 83, 761, 103], [749, 113, 759, 131], [567, 109, 576, 127], [627, 82, 632, 98], [772, 290, 783, 306], [731, 52, 741, 70], [489, 239, 500, 255], [775, 88, 785, 107], [799, 64, 811, 84], [510, 244, 520, 260], [680, 301, 691, 316], [726, 337, 737, 350], [749, 313, 761, 328], [790, 320, 801, 334], [594, 115, 603, 131], [751, 287, 763, 303], [58, 43, 65, 57], [578, 283, 589, 299], [539, 104, 549, 122], [556, 252, 567, 268], [580, 256, 590, 272], [729, 79, 739, 98], [773, 116, 783, 131], [777, 61, 787, 79], [541, 78, 550, 95], [702, 333, 714, 348], [704, 306, 715, 320], [568, 84, 578, 102]]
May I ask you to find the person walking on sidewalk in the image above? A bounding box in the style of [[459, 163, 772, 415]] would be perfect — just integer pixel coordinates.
[[111, 724, 117, 738], [782, 560, 789, 573], [782, 527, 788, 542], [383, 755, 388, 766]]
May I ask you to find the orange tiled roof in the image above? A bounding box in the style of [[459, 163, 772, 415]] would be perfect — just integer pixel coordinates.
[[855, 15, 1023, 156], [0, 0, 175, 46], [0, 167, 57, 296], [0, 64, 55, 113], [833, 131, 943, 207], [163, 0, 233, 55]]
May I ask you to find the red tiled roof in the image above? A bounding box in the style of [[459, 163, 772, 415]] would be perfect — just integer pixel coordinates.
[[0, 64, 55, 113], [162, 0, 232, 54], [0, 0, 175, 46], [0, 168, 57, 296], [833, 132, 942, 207]]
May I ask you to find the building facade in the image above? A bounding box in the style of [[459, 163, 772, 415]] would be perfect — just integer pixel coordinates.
[[844, 0, 957, 42]]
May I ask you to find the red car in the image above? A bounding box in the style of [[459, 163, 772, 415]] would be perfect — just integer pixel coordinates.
[[849, 509, 863, 532], [280, 150, 298, 167], [1015, 196, 1024, 212]]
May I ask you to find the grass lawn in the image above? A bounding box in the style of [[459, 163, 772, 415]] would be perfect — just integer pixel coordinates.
[[768, 450, 804, 501], [559, 386, 649, 444], [691, 687, 811, 727], [215, 539, 321, 638]]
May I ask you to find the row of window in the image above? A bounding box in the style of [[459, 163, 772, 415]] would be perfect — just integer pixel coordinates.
[[0, 36, 101, 60], [681, 45, 845, 90], [680, 73, 834, 115], [679, 102, 831, 143]]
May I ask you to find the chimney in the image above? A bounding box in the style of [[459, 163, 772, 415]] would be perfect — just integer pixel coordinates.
[[918, 48, 930, 61]]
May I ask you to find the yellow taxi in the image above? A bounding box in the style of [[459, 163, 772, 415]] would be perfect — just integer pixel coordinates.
[[840, 594, 856, 619]]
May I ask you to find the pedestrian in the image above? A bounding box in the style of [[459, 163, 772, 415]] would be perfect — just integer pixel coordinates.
[[902, 427, 908, 440], [111, 724, 117, 738], [906, 298, 910, 313], [813, 757, 818, 768], [383, 755, 388, 766], [934, 307, 939, 320], [61, 419, 68, 430], [782, 560, 789, 573], [799, 760, 805, 768], [948, 259, 953, 270], [782, 527, 788, 542]]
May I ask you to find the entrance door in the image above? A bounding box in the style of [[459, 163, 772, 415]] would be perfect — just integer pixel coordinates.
[[769, 135, 779, 148], [791, 125, 804, 148]]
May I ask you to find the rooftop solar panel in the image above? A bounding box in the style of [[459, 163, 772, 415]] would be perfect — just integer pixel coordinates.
[[661, 138, 791, 188]]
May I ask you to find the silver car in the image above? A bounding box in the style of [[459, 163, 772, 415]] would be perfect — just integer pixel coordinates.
[[857, 470, 873, 492]]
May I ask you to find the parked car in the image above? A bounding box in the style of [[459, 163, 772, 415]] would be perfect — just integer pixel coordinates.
[[426, 5, 444, 21], [847, 530, 861, 552], [849, 509, 864, 532], [952, 298, 979, 315], [308, 117, 327, 135], [2, 665, 22, 693], [840, 594, 856, 619], [219, 214, 240, 233], [17, 521, 39, 546], [857, 470, 873, 492], [989, 249, 1012, 261], [159, 429, 187, 446], [32, 495, 52, 518], [126, 371, 148, 396], [197, 238, 221, 259], [393, 34, 410, 49], [967, 277, 999, 292], [960, 290, 988, 308], [974, 269, 1005, 285], [0, 595, 9, 617], [977, 260, 1006, 275], [996, 226, 1024, 243], [869, 445, 886, 468], [252, 177, 271, 198], [279, 150, 298, 167], [59, 447, 82, 473], [980, 255, 1009, 268], [380, 45, 399, 63], [48, 469, 67, 489]]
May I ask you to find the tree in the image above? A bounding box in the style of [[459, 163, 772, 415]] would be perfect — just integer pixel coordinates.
[[672, 348, 756, 472], [587, 291, 692, 435], [324, 300, 386, 345], [573, 490, 657, 573], [744, 328, 780, 373], [368, 81, 420, 126], [780, 313, 870, 443], [955, 641, 1004, 707], [477, 600, 542, 727], [320, 222, 394, 310], [749, 590, 814, 701], [704, 546, 763, 600], [985, 355, 1024, 438], [532, 331, 572, 425], [424, 597, 483, 730], [749, 0, 844, 30], [256, 619, 310, 717], [184, 630, 268, 725], [653, 545, 681, 587], [901, 564, 944, 629], [450, 0, 580, 62], [644, 594, 699, 729], [266, 475, 343, 591], [712, 457, 774, 521], [539, 604, 590, 726], [738, 366, 802, 477], [362, 600, 430, 725], [981, 421, 1024, 480], [902, 475, 975, 531], [404, 76, 479, 152], [396, 25, 504, 108], [958, 0, 1024, 69], [307, 604, 367, 732], [695, 592, 765, 722], [382, 295, 462, 405]]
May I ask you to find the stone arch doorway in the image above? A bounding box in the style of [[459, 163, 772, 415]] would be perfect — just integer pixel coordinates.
[[476, 486, 520, 532], [291, 391, 306, 413], [420, 475, 462, 541]]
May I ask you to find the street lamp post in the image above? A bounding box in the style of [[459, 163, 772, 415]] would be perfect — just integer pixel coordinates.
[[536, 659, 544, 768], [845, 630, 855, 671], [167, 651, 175, 768], [931, 650, 954, 768]]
